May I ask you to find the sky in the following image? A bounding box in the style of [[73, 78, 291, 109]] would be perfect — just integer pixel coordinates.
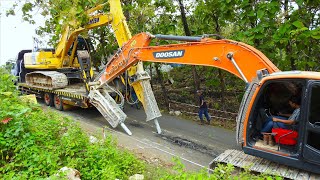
[[0, 0, 47, 65]]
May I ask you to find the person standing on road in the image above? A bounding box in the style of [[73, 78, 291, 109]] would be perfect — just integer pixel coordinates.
[[197, 90, 211, 125]]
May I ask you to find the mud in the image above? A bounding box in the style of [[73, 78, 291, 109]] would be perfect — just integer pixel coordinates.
[[158, 134, 219, 157]]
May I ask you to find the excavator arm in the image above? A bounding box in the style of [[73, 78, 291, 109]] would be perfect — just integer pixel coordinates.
[[98, 32, 280, 85], [55, 0, 132, 67]]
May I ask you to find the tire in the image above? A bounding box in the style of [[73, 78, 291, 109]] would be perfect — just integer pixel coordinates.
[[53, 94, 64, 111], [44, 92, 53, 106]]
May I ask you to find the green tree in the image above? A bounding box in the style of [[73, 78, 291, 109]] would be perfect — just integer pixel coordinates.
[[273, 0, 320, 70]]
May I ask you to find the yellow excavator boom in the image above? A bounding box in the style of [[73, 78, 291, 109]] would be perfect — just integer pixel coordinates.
[[25, 0, 132, 70]]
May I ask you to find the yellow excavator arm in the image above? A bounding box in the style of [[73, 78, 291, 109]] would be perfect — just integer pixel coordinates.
[[55, 0, 132, 67], [25, 0, 132, 70]]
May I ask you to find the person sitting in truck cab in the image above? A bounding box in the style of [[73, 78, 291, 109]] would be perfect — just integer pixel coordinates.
[[261, 96, 301, 133]]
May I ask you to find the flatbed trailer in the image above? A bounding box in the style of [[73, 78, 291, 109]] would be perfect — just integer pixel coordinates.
[[18, 81, 135, 135], [18, 83, 91, 109]]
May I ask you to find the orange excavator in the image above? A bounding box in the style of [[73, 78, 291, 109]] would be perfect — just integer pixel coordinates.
[[90, 32, 320, 178]]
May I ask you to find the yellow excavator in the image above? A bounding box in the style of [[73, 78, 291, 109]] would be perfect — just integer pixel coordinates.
[[22, 0, 131, 92], [17, 0, 162, 136]]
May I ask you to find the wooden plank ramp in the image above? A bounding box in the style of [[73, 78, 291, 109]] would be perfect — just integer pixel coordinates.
[[209, 149, 320, 179]]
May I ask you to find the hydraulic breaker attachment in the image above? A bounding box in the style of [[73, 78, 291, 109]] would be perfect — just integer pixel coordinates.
[[88, 86, 132, 135], [131, 62, 162, 134]]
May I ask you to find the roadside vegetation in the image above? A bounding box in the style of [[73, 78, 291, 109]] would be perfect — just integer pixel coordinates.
[[6, 0, 320, 115], [0, 68, 144, 179], [0, 67, 281, 179]]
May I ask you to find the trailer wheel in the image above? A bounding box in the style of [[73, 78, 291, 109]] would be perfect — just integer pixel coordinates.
[[53, 94, 64, 111], [44, 92, 53, 106]]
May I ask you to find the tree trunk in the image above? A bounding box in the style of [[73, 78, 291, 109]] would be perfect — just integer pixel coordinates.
[[178, 0, 191, 36], [123, 0, 133, 22], [177, 0, 200, 102], [284, 0, 296, 70], [99, 29, 107, 64], [211, 12, 226, 110], [155, 63, 169, 110], [211, 13, 221, 34], [249, 0, 260, 47], [218, 69, 226, 110]]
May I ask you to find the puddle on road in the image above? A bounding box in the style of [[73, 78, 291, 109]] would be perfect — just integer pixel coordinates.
[[157, 134, 219, 157], [129, 122, 144, 128]]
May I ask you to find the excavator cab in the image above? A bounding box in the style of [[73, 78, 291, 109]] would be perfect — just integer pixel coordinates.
[[68, 37, 92, 55], [14, 49, 32, 83], [239, 72, 320, 174], [247, 79, 303, 149]]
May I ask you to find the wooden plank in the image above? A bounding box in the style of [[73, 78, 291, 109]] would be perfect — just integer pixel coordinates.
[[252, 158, 271, 173], [211, 149, 317, 180], [295, 170, 310, 180], [242, 155, 261, 168], [213, 149, 236, 162], [229, 153, 245, 166], [249, 157, 264, 172], [264, 162, 280, 176], [210, 149, 237, 169], [220, 150, 242, 164], [233, 153, 249, 167], [285, 167, 299, 179], [276, 164, 289, 177], [309, 173, 320, 180]]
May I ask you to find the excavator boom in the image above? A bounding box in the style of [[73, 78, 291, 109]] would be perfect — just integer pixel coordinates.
[[98, 32, 280, 85], [25, 0, 132, 70], [55, 0, 132, 65]]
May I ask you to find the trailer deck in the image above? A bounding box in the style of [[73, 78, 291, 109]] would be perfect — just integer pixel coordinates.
[[19, 83, 88, 99]]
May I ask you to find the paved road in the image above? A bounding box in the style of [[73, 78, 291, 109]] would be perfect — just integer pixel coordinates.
[[51, 104, 240, 171]]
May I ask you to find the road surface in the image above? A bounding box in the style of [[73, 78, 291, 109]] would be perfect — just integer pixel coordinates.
[[48, 104, 240, 171]]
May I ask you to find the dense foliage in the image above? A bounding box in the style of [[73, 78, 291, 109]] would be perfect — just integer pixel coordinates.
[[5, 0, 319, 110], [6, 0, 319, 109], [7, 0, 320, 69], [0, 67, 145, 179]]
